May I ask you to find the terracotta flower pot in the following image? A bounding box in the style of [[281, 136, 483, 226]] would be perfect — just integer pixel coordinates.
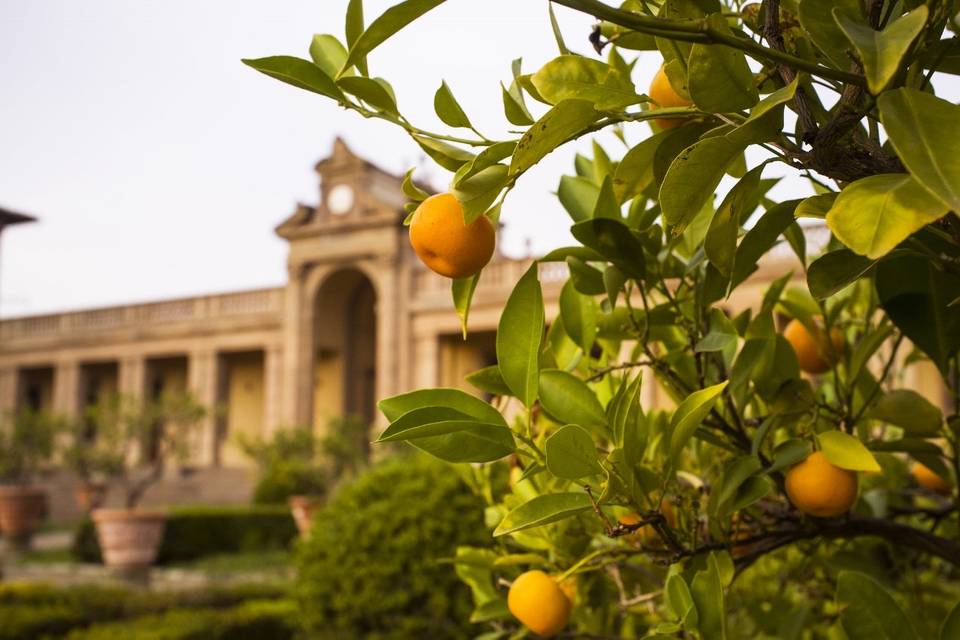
[[92, 509, 166, 573], [74, 481, 108, 512], [0, 485, 47, 551], [288, 495, 323, 536]]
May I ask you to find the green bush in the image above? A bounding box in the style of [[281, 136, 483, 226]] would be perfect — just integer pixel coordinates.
[[72, 505, 297, 564], [62, 600, 297, 640], [252, 460, 325, 505], [295, 454, 487, 640], [0, 583, 288, 640]]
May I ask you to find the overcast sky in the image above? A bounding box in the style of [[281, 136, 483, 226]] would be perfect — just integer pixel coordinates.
[[2, 1, 952, 319]]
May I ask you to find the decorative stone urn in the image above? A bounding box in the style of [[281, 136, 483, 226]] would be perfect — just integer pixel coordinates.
[[0, 485, 48, 551], [91, 509, 166, 574], [288, 495, 322, 536], [74, 481, 108, 512]]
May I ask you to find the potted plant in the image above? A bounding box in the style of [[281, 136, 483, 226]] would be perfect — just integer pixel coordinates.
[[0, 409, 62, 551], [238, 425, 330, 536], [87, 393, 204, 574], [62, 410, 125, 512]]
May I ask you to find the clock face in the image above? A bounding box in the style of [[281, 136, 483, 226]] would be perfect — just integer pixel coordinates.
[[327, 184, 355, 215]]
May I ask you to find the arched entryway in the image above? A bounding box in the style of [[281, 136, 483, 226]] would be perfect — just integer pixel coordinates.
[[311, 269, 377, 435]]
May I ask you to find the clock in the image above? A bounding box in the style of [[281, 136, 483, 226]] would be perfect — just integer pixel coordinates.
[[327, 184, 355, 215]]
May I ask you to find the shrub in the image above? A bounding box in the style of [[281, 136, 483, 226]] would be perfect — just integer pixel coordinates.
[[71, 505, 297, 564], [0, 583, 289, 640], [237, 426, 328, 505], [251, 460, 325, 505], [295, 453, 487, 640], [62, 600, 297, 640]]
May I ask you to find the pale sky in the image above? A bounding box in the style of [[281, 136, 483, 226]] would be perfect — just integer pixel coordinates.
[[1, 1, 953, 318]]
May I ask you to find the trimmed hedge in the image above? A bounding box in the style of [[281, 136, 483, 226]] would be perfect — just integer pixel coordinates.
[[0, 583, 288, 640], [72, 505, 297, 564], [295, 454, 488, 640], [63, 599, 297, 640]]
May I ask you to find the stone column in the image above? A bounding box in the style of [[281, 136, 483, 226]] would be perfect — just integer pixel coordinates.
[[188, 350, 222, 466], [412, 331, 440, 390], [373, 265, 397, 429], [52, 360, 81, 419], [281, 267, 311, 426], [118, 356, 146, 403], [0, 366, 17, 415], [263, 344, 284, 435]]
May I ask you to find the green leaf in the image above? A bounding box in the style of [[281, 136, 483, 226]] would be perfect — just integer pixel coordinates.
[[566, 256, 606, 295], [705, 164, 764, 276], [730, 200, 801, 290], [807, 249, 876, 300], [660, 136, 745, 231], [795, 192, 836, 219], [818, 430, 881, 472], [687, 14, 758, 112], [451, 164, 508, 224], [769, 439, 813, 474], [691, 553, 727, 640], [919, 38, 960, 76], [493, 492, 593, 537], [510, 100, 599, 176], [571, 218, 646, 280], [559, 280, 598, 352], [454, 141, 517, 187], [826, 174, 948, 259], [531, 55, 644, 110], [497, 264, 544, 407], [833, 6, 927, 94], [242, 56, 345, 101], [865, 389, 943, 436], [940, 600, 960, 640], [613, 129, 671, 202], [557, 175, 600, 223], [412, 134, 474, 171], [665, 573, 699, 629], [434, 80, 473, 129], [592, 175, 620, 219], [879, 88, 960, 212], [338, 76, 398, 114], [715, 455, 762, 513], [836, 571, 918, 640], [345, 0, 366, 75], [545, 425, 603, 479], [466, 365, 512, 397], [452, 274, 480, 339], [876, 254, 960, 377], [799, 0, 865, 69], [539, 370, 607, 430], [343, 0, 446, 74], [309, 34, 349, 79], [378, 387, 506, 425], [547, 2, 570, 54], [401, 167, 430, 202], [670, 382, 729, 462], [501, 81, 535, 126], [377, 407, 515, 463]]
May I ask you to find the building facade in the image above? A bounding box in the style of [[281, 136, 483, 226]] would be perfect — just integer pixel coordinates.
[[1, 140, 946, 517]]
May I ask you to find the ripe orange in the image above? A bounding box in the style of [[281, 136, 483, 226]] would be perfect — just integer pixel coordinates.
[[648, 65, 692, 130], [785, 451, 858, 518], [912, 462, 952, 494], [618, 501, 676, 546], [508, 570, 571, 638], [783, 318, 844, 374], [557, 576, 577, 608], [408, 193, 495, 279]]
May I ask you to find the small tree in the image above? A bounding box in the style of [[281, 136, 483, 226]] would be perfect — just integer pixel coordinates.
[[87, 393, 205, 509], [247, 1, 960, 636], [0, 409, 63, 485]]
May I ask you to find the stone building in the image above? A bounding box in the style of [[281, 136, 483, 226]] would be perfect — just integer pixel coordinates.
[[0, 140, 947, 519]]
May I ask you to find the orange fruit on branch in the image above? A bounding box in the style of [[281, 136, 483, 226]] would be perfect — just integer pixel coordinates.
[[911, 462, 952, 494], [408, 192, 495, 279], [785, 451, 857, 518], [648, 65, 693, 130], [508, 570, 571, 638], [783, 318, 844, 374]]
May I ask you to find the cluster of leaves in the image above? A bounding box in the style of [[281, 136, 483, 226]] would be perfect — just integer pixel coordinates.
[[0, 409, 64, 483], [79, 392, 206, 508], [246, 0, 960, 636], [237, 415, 371, 504]]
